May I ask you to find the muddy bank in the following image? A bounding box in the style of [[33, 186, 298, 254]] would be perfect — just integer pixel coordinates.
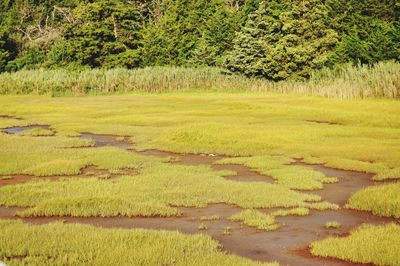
[[0, 174, 61, 187]]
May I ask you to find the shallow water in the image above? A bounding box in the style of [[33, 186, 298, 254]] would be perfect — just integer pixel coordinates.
[[2, 125, 52, 135]]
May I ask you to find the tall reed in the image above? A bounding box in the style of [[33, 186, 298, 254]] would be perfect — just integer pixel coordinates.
[[0, 61, 398, 99]]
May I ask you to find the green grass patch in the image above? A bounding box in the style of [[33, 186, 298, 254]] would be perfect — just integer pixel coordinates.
[[17, 127, 55, 137], [0, 163, 320, 217], [325, 221, 341, 229], [216, 156, 338, 190], [346, 183, 400, 218], [311, 223, 400, 265], [0, 220, 274, 266], [229, 207, 310, 231]]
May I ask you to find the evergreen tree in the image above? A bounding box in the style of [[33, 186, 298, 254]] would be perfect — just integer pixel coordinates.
[[225, 0, 339, 80], [190, 6, 237, 66], [141, 0, 232, 66], [48, 0, 143, 68]]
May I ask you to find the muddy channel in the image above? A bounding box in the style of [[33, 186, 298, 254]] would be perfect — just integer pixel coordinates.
[[0, 129, 399, 266]]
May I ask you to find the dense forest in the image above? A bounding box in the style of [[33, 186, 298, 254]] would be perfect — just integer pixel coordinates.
[[0, 0, 399, 80]]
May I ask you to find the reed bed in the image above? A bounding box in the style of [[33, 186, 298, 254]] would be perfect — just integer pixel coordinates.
[[0, 61, 398, 98]]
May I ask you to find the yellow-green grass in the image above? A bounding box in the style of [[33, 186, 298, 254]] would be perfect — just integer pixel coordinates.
[[0, 94, 398, 218], [200, 215, 221, 221], [0, 220, 275, 266], [325, 221, 341, 229], [229, 208, 310, 231], [0, 94, 399, 180], [16, 127, 55, 136], [346, 183, 400, 218], [310, 223, 400, 266], [0, 163, 321, 217], [0, 133, 157, 176], [216, 156, 338, 190]]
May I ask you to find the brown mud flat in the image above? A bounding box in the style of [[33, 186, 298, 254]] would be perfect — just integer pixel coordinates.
[[1, 131, 399, 265], [0, 174, 61, 187]]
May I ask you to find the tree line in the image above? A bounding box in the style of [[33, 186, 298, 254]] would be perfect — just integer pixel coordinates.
[[0, 0, 399, 80]]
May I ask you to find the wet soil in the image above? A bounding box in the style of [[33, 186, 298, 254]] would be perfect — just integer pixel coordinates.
[[1, 131, 399, 266], [0, 174, 61, 187]]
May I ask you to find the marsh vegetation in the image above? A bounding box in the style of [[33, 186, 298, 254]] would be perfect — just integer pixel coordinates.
[[0, 94, 399, 265]]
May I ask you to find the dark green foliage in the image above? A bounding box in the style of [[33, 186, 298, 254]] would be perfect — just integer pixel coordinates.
[[0, 0, 398, 79], [141, 0, 223, 66], [334, 21, 399, 64], [48, 0, 143, 68], [5, 50, 44, 71], [0, 29, 14, 72], [190, 6, 238, 66]]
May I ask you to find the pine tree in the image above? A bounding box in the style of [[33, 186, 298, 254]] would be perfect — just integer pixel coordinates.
[[225, 0, 338, 80], [48, 0, 143, 68]]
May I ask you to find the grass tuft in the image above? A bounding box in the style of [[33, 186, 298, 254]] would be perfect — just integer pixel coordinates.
[[311, 223, 400, 265]]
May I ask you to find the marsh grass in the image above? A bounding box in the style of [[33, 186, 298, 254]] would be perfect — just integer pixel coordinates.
[[346, 183, 400, 218], [0, 163, 321, 218], [0, 220, 274, 266], [229, 207, 310, 231], [0, 61, 398, 99], [216, 156, 338, 190], [17, 127, 55, 136], [198, 223, 208, 230], [200, 215, 220, 221], [325, 221, 341, 229], [0, 94, 398, 218], [311, 223, 400, 265]]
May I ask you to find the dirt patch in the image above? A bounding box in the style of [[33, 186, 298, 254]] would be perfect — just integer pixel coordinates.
[[0, 174, 62, 187]]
